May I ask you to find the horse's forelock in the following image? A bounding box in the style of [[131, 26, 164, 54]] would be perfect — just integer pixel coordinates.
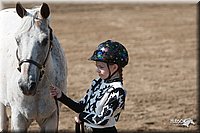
[[16, 9, 49, 35], [16, 15, 34, 35]]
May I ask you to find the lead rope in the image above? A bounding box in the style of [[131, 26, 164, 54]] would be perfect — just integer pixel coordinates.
[[43, 26, 59, 132], [44, 74, 59, 133]]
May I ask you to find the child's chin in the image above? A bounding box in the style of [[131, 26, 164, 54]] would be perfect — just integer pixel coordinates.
[[99, 75, 104, 79]]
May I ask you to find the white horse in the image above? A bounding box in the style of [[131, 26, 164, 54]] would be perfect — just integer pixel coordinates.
[[0, 2, 67, 132]]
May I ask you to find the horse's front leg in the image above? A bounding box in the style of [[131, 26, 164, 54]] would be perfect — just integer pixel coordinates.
[[0, 103, 8, 132], [10, 107, 32, 132], [38, 110, 58, 133]]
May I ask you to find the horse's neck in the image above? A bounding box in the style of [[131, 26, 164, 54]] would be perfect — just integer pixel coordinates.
[[0, 9, 21, 36]]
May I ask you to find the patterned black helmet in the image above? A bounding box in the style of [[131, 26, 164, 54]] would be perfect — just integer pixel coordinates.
[[89, 40, 129, 68]]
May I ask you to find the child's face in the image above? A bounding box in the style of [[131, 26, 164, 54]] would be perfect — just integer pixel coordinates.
[[95, 61, 118, 80]]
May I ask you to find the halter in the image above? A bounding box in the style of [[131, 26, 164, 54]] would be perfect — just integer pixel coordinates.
[[16, 26, 53, 81]]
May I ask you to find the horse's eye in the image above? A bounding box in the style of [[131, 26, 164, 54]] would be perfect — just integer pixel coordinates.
[[41, 38, 48, 46]]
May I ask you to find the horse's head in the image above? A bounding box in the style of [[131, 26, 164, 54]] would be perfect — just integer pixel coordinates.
[[15, 3, 52, 96]]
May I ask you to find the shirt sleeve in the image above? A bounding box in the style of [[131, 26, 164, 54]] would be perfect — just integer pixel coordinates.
[[79, 87, 126, 126], [57, 79, 99, 113], [57, 92, 85, 113]]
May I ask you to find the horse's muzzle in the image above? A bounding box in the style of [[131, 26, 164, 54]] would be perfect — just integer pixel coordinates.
[[18, 79, 37, 96]]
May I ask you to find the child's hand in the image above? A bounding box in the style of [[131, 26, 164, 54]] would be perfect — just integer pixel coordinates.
[[50, 85, 62, 98]]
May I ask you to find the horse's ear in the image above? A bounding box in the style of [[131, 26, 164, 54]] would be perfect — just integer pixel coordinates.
[[40, 3, 50, 19], [16, 2, 27, 18]]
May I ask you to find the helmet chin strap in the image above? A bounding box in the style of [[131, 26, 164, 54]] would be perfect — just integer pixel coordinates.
[[105, 63, 119, 81]]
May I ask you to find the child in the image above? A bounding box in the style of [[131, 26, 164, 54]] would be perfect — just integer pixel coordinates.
[[50, 40, 129, 133]]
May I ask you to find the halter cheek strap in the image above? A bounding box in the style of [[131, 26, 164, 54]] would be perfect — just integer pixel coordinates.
[[16, 56, 43, 72], [16, 26, 53, 81]]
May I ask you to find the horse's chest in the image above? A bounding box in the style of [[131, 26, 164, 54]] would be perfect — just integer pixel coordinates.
[[13, 94, 56, 119], [37, 97, 56, 118]]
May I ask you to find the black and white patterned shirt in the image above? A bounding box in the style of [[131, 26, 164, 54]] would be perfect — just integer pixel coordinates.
[[58, 77, 126, 128]]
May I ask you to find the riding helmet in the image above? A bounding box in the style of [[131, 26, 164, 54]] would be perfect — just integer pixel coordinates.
[[89, 40, 129, 68]]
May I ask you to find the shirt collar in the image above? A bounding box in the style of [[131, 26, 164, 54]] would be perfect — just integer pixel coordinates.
[[104, 78, 122, 83]]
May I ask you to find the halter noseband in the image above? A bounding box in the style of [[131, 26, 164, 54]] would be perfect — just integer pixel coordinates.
[[16, 26, 53, 81]]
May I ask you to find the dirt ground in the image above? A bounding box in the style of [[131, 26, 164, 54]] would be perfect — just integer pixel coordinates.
[[3, 2, 198, 132]]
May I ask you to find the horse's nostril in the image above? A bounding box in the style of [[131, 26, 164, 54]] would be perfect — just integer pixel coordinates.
[[19, 84, 26, 92], [29, 82, 36, 90], [28, 82, 37, 95], [18, 79, 24, 90], [18, 79, 29, 95]]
